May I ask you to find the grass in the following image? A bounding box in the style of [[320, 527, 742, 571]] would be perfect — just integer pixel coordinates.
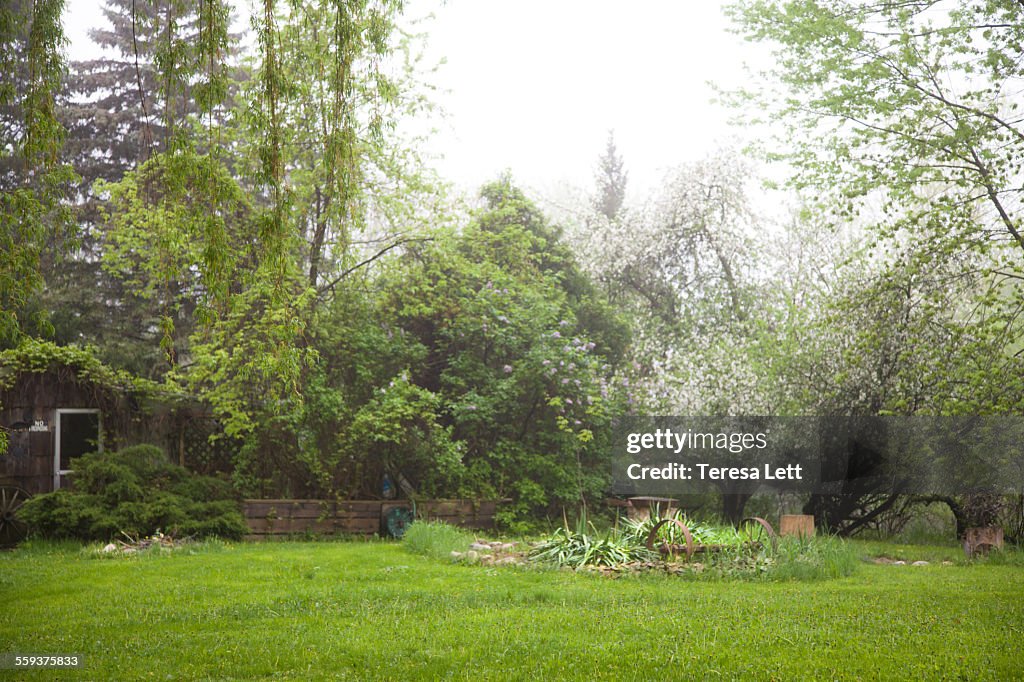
[[1, 539, 1023, 680], [401, 520, 475, 560]]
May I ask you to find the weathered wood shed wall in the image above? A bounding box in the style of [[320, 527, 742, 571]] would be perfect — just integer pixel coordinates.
[[0, 370, 110, 494], [0, 342, 181, 495]]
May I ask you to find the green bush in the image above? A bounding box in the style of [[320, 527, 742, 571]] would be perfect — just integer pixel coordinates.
[[17, 445, 247, 541]]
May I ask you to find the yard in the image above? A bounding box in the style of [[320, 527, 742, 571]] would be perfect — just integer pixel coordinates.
[[2, 539, 1022, 680]]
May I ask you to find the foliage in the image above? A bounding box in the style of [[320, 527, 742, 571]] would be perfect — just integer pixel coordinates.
[[530, 511, 858, 581], [86, 0, 444, 484], [98, 150, 257, 347], [0, 0, 78, 344], [621, 509, 743, 548], [529, 525, 654, 568], [17, 444, 247, 541], [11, 0, 1024, 534], [726, 0, 1024, 264], [373, 177, 629, 522], [401, 520, 474, 560], [0, 337, 157, 395]]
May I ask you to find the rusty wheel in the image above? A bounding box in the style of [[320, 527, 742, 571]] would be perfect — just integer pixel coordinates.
[[739, 516, 777, 553], [0, 486, 30, 547], [645, 518, 695, 560]]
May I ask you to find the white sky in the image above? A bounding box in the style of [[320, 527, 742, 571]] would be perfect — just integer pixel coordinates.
[[63, 0, 759, 202]]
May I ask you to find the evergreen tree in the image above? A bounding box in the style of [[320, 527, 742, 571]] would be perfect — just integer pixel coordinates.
[[39, 0, 237, 376], [0, 0, 77, 345], [593, 130, 627, 221]]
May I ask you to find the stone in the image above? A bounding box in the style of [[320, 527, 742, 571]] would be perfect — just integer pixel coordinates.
[[912, 560, 929, 566], [449, 551, 463, 560], [892, 560, 906, 566], [479, 554, 494, 564], [465, 550, 479, 561], [941, 560, 953, 566], [469, 542, 491, 552], [102, 543, 118, 553], [495, 557, 517, 566]]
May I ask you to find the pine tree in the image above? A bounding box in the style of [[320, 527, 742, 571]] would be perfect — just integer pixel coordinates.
[[594, 130, 627, 221], [0, 0, 77, 344], [39, 0, 233, 376], [63, 0, 215, 193]]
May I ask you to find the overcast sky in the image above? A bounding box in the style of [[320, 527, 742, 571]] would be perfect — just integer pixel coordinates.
[[63, 0, 758, 202]]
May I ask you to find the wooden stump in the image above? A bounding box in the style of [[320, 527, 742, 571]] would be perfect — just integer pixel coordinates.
[[779, 514, 815, 538], [963, 526, 1003, 557]]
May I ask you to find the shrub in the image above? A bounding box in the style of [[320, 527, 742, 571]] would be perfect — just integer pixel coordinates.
[[18, 445, 247, 541]]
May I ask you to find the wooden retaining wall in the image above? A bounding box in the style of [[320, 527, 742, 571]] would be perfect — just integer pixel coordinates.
[[242, 498, 503, 539]]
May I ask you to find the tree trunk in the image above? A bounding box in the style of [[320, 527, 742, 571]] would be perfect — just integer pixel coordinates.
[[721, 492, 751, 526]]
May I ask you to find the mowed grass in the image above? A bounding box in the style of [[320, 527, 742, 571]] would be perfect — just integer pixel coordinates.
[[2, 540, 1022, 680]]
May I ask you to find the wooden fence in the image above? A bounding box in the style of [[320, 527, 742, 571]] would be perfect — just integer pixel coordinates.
[[242, 498, 504, 539]]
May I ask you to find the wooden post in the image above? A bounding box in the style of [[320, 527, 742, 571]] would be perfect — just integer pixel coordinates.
[[780, 514, 815, 538]]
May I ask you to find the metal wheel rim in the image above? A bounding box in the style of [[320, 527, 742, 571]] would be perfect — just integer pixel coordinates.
[[0, 486, 30, 546]]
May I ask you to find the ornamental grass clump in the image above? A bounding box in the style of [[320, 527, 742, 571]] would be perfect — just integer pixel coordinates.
[[402, 520, 475, 560], [768, 536, 859, 581]]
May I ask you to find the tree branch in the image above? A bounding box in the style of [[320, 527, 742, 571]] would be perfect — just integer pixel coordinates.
[[317, 236, 432, 295]]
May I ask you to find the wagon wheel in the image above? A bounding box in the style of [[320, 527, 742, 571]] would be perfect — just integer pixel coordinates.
[[645, 518, 695, 561], [739, 516, 777, 553], [0, 486, 30, 547], [383, 506, 415, 539]]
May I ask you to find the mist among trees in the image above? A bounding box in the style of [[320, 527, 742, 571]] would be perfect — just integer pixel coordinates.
[[2, 0, 1023, 536]]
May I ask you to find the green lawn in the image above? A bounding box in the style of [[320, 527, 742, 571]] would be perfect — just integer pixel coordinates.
[[2, 540, 1022, 680]]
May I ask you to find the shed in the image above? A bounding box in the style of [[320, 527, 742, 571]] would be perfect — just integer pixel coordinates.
[[0, 340, 171, 543]]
